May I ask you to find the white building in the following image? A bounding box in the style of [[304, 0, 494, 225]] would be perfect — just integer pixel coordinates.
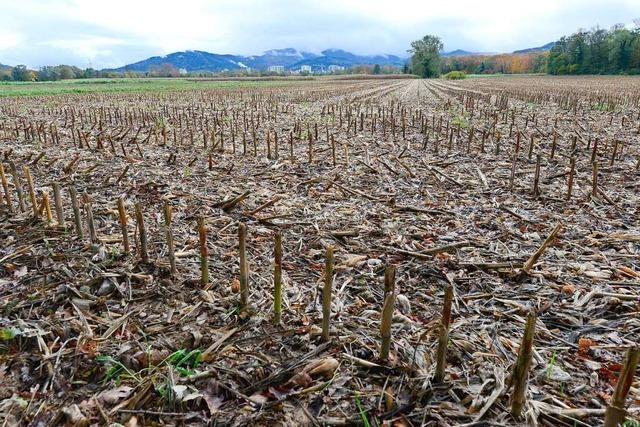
[[267, 65, 285, 73], [327, 65, 345, 73], [300, 65, 312, 73]]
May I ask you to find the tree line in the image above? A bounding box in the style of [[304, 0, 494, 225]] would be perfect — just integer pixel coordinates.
[[407, 34, 549, 77], [1, 65, 103, 82], [547, 23, 640, 74], [409, 21, 640, 77], [1, 62, 406, 82], [441, 53, 548, 75]]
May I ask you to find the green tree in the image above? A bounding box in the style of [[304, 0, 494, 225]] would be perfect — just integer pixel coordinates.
[[372, 64, 381, 74], [37, 66, 59, 81], [547, 24, 640, 75], [12, 65, 34, 81], [58, 65, 76, 80], [587, 28, 609, 73], [608, 27, 634, 73], [409, 35, 443, 78], [83, 68, 97, 79]]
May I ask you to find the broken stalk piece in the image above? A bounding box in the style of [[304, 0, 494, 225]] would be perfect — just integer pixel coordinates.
[[434, 284, 454, 382], [322, 246, 334, 342], [379, 265, 396, 362]]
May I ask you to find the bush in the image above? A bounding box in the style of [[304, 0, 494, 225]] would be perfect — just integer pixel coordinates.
[[443, 71, 466, 80]]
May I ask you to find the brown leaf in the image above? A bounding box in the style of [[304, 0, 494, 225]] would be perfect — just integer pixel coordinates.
[[289, 372, 313, 388], [98, 386, 133, 405], [578, 337, 594, 356], [231, 278, 240, 293], [305, 357, 339, 378], [202, 381, 223, 415]]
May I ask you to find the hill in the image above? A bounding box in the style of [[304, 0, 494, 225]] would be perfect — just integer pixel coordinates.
[[513, 42, 556, 54], [244, 48, 319, 69], [442, 50, 488, 57], [108, 51, 247, 73], [293, 49, 404, 69]]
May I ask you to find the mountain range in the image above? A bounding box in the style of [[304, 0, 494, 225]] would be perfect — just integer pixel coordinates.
[[442, 42, 555, 58], [107, 43, 556, 73], [442, 49, 494, 57], [1, 43, 557, 74], [107, 48, 407, 73]]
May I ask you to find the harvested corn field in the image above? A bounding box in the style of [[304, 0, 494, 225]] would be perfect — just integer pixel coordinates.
[[0, 75, 638, 426]]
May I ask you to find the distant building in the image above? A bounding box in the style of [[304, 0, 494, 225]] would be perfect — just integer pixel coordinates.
[[179, 68, 188, 75], [267, 65, 285, 73], [300, 65, 312, 73], [327, 65, 345, 73]]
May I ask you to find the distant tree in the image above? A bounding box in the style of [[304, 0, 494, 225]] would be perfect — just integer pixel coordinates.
[[608, 28, 635, 72], [352, 65, 373, 74], [409, 35, 443, 78], [58, 65, 76, 80], [83, 68, 97, 79], [402, 63, 409, 74], [373, 64, 381, 74], [546, 25, 640, 74], [12, 65, 35, 81], [440, 52, 547, 75], [149, 63, 180, 77], [37, 66, 59, 81], [160, 63, 180, 77], [36, 65, 83, 81], [532, 54, 548, 73], [380, 65, 396, 74], [631, 34, 640, 71]]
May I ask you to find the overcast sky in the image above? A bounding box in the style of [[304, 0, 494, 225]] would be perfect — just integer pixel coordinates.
[[0, 0, 638, 69]]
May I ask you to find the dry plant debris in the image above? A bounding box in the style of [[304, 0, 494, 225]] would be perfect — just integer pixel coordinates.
[[0, 75, 639, 426]]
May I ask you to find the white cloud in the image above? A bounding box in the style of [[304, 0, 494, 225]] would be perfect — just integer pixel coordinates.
[[0, 0, 637, 68], [0, 29, 22, 50]]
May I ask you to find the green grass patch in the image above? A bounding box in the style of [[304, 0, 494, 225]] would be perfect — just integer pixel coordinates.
[[354, 393, 371, 427], [593, 102, 614, 112], [451, 114, 470, 129], [546, 350, 558, 379], [96, 348, 203, 385], [166, 348, 203, 377], [0, 328, 18, 340], [0, 78, 307, 97]]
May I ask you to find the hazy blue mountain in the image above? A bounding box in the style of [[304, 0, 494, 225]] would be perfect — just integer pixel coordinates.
[[246, 48, 318, 69], [107, 48, 406, 72], [513, 42, 556, 54], [442, 49, 481, 57], [291, 49, 405, 69], [107, 50, 247, 73]]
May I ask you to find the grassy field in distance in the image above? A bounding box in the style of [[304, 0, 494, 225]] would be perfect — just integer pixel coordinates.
[[0, 77, 311, 97]]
